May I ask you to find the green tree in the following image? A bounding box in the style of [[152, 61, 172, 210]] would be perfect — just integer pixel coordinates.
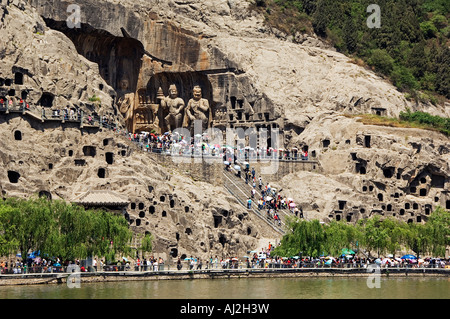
[[324, 220, 360, 256], [390, 65, 419, 91], [420, 21, 438, 38], [357, 216, 390, 257], [138, 232, 154, 258], [0, 196, 133, 263], [273, 217, 327, 257], [404, 222, 429, 258], [1, 197, 55, 264], [367, 49, 394, 75], [424, 206, 450, 256]]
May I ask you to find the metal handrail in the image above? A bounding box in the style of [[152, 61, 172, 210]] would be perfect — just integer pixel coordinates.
[[223, 170, 285, 235]]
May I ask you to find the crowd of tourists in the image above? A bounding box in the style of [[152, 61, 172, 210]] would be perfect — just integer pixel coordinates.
[[232, 164, 303, 227], [0, 97, 30, 110], [2, 249, 449, 275], [127, 130, 309, 161]]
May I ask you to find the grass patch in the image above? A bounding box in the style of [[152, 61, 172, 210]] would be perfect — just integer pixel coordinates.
[[346, 111, 450, 136]]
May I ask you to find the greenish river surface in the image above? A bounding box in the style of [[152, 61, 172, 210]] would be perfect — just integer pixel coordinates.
[[1, 277, 449, 299]]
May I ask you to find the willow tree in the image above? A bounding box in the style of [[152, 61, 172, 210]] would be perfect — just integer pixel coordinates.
[[273, 217, 327, 257], [0, 200, 20, 256], [0, 197, 55, 263], [324, 220, 361, 256], [137, 232, 154, 258], [425, 206, 450, 257], [404, 206, 450, 258], [0, 196, 133, 263]]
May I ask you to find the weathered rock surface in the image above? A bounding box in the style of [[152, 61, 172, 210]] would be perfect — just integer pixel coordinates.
[[0, 0, 449, 261], [0, 114, 278, 261], [0, 1, 116, 119]]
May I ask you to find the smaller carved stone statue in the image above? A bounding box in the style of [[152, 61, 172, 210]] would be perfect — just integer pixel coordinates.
[[118, 92, 135, 133], [183, 85, 212, 132], [160, 84, 185, 132], [117, 78, 137, 132]]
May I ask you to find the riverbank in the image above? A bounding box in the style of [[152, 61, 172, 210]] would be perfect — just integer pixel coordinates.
[[1, 267, 448, 286]]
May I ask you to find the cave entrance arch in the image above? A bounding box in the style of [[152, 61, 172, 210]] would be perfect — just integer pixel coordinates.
[[42, 18, 144, 95]]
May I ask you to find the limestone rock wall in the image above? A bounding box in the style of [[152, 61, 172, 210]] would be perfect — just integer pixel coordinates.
[[0, 1, 117, 120], [0, 113, 277, 261], [284, 113, 450, 223]]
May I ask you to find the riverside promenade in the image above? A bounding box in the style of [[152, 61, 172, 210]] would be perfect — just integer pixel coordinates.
[[1, 266, 449, 286]]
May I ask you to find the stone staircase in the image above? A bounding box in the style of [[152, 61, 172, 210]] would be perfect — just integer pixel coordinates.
[[222, 167, 286, 235]]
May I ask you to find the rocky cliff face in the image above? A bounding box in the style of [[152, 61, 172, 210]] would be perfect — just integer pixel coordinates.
[[0, 1, 278, 262], [0, 0, 449, 260]]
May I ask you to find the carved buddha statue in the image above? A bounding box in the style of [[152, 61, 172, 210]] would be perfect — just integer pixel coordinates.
[[160, 84, 185, 132], [183, 85, 212, 132]]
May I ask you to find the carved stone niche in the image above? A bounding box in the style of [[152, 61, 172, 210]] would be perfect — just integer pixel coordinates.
[[133, 88, 160, 133]]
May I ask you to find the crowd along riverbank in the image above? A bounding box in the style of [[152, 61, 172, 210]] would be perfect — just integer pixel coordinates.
[[1, 266, 449, 287]]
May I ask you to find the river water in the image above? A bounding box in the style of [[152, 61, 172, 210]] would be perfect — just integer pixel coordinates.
[[1, 277, 449, 299]]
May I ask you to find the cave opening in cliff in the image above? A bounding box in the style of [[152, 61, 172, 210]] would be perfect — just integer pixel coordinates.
[[213, 215, 222, 228], [97, 168, 106, 178], [14, 72, 23, 85], [105, 152, 114, 164], [43, 18, 144, 95], [431, 174, 445, 188], [38, 190, 52, 200], [364, 135, 371, 148], [83, 146, 96, 157], [170, 248, 178, 258], [14, 130, 22, 141], [7, 171, 20, 183], [383, 167, 394, 178], [356, 164, 366, 175], [218, 234, 227, 247], [38, 92, 54, 108]]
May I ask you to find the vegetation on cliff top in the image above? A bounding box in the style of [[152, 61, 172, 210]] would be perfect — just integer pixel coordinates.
[[346, 110, 450, 136], [251, 0, 450, 102]]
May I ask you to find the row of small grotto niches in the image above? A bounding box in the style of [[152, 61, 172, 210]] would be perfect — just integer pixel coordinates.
[[123, 191, 249, 260]]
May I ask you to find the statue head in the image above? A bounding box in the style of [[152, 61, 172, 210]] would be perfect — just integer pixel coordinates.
[[120, 79, 129, 90], [169, 84, 178, 98], [192, 85, 202, 100]]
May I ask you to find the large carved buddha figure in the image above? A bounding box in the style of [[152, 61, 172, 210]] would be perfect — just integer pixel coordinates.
[[183, 85, 211, 132], [161, 84, 185, 132], [117, 79, 135, 132]]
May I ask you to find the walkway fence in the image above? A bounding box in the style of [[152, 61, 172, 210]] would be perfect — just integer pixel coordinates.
[[2, 260, 449, 276], [1, 102, 318, 164]]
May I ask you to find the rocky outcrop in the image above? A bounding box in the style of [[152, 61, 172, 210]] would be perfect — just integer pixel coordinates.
[[0, 1, 117, 120], [0, 113, 277, 261], [0, 0, 449, 261]]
